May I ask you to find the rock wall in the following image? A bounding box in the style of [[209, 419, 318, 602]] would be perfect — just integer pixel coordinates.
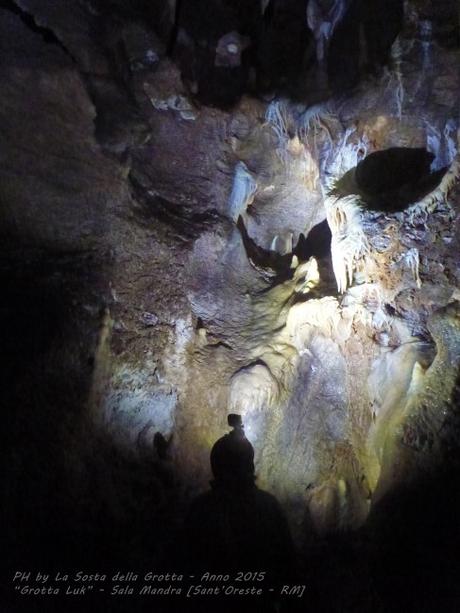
[[1, 0, 459, 586]]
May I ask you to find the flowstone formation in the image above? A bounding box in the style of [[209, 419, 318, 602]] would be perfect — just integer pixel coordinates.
[[1, 0, 459, 581], [178, 10, 460, 533]]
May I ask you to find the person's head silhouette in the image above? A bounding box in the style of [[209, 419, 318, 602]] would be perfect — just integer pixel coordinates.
[[210, 414, 255, 489]]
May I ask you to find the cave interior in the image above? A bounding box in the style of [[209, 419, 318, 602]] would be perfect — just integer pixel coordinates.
[[1, 0, 460, 611]]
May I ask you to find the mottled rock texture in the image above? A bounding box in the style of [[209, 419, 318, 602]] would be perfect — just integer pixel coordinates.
[[1, 1, 459, 611]]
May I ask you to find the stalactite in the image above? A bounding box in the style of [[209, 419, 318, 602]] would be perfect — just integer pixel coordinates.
[[228, 161, 257, 221], [325, 194, 369, 293], [390, 37, 404, 120], [297, 103, 334, 146], [265, 99, 290, 142], [426, 119, 457, 171], [403, 247, 422, 288], [306, 0, 349, 64], [323, 126, 369, 191], [444, 120, 458, 164], [407, 154, 460, 221], [265, 99, 291, 166]]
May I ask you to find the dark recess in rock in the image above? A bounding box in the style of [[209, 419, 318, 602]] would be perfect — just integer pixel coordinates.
[[0, 0, 75, 58], [295, 219, 332, 261], [333, 147, 448, 212]]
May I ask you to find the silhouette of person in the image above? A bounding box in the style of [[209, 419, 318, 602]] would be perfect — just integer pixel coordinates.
[[184, 415, 296, 610], [209, 413, 255, 490]]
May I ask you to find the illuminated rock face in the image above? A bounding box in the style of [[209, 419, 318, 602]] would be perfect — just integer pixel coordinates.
[[1, 0, 459, 547]]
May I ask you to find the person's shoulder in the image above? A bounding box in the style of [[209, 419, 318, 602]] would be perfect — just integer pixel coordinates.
[[252, 487, 282, 509], [191, 488, 216, 504]]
